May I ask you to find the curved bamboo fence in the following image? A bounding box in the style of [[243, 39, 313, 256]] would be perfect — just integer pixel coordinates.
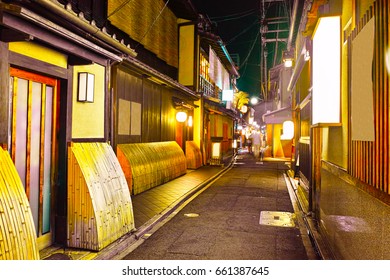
[[67, 142, 135, 251], [186, 141, 203, 169], [117, 141, 187, 195], [0, 148, 39, 260]]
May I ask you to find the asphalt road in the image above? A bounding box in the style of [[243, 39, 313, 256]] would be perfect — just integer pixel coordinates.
[[123, 154, 319, 260]]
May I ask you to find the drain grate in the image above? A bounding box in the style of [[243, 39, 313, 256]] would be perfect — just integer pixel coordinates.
[[259, 211, 296, 227]]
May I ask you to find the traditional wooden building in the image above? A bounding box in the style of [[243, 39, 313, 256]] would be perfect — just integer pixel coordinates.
[[0, 0, 208, 258], [0, 0, 134, 257], [290, 0, 390, 259], [196, 16, 241, 165]]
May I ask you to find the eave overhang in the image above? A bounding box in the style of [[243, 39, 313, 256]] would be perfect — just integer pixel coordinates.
[[199, 31, 240, 78], [262, 106, 292, 124]]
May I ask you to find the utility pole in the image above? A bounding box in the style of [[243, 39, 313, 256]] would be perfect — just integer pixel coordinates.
[[260, 0, 267, 102]]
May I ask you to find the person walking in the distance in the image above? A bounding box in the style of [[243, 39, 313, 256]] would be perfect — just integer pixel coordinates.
[[251, 130, 261, 159], [259, 132, 267, 161]]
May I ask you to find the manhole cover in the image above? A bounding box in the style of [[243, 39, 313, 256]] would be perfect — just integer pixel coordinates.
[[259, 211, 295, 227], [184, 213, 199, 218]]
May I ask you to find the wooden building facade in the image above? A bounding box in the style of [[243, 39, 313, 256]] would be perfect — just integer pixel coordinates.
[[0, 0, 242, 259], [290, 0, 390, 259]]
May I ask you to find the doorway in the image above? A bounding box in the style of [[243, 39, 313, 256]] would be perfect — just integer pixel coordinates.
[[10, 67, 59, 250]]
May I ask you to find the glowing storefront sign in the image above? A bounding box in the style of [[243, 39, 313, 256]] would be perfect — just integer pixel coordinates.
[[222, 89, 234, 101], [312, 16, 341, 126]]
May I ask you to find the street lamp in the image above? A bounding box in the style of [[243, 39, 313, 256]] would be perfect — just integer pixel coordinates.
[[250, 96, 262, 105], [250, 97, 259, 105]]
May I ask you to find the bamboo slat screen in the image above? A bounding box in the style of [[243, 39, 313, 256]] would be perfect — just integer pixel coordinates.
[[107, 0, 178, 68], [0, 148, 39, 260], [67, 142, 135, 251], [186, 141, 203, 169], [348, 1, 390, 194], [117, 141, 187, 195]]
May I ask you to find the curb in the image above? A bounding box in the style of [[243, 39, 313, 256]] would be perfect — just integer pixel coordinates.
[[285, 171, 335, 260], [91, 156, 236, 260]]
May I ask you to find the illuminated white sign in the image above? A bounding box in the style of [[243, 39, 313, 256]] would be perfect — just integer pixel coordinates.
[[222, 89, 234, 101], [312, 16, 341, 126]]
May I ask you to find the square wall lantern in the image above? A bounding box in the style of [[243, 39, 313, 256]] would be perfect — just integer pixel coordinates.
[[77, 72, 95, 102], [222, 89, 234, 101]]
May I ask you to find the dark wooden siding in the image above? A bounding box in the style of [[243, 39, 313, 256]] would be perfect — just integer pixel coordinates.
[[142, 80, 162, 143], [115, 67, 143, 145], [161, 87, 176, 141], [114, 66, 178, 146]]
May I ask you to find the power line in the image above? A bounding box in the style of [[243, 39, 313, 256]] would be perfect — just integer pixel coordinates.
[[239, 30, 260, 68], [226, 18, 259, 45], [135, 0, 171, 50], [209, 9, 256, 21], [107, 0, 133, 19]]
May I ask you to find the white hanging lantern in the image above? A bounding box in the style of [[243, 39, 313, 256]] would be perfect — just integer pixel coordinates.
[[176, 111, 187, 122]]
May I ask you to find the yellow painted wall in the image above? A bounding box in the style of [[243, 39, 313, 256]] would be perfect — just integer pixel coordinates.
[[342, 0, 353, 29], [193, 99, 202, 148], [323, 0, 375, 169], [321, 0, 358, 169], [72, 64, 106, 139], [178, 24, 195, 86], [9, 41, 67, 68]]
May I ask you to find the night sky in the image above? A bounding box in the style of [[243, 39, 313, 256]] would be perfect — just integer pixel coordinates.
[[191, 0, 262, 97], [191, 0, 293, 99]]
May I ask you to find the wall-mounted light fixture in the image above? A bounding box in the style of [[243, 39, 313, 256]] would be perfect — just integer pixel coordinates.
[[283, 50, 294, 68], [172, 97, 197, 124], [281, 120, 294, 140], [176, 111, 187, 122], [187, 116, 193, 127], [304, 50, 311, 61], [77, 72, 95, 102]]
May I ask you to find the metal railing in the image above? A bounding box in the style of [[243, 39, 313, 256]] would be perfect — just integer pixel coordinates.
[[200, 75, 217, 99]]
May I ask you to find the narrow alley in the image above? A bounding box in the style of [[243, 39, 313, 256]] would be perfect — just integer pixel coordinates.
[[122, 152, 319, 260]]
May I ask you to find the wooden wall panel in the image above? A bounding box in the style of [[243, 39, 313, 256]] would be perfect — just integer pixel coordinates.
[[115, 67, 178, 145], [142, 80, 162, 143], [348, 1, 390, 195], [115, 68, 143, 145], [160, 87, 176, 141], [107, 0, 179, 67]]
